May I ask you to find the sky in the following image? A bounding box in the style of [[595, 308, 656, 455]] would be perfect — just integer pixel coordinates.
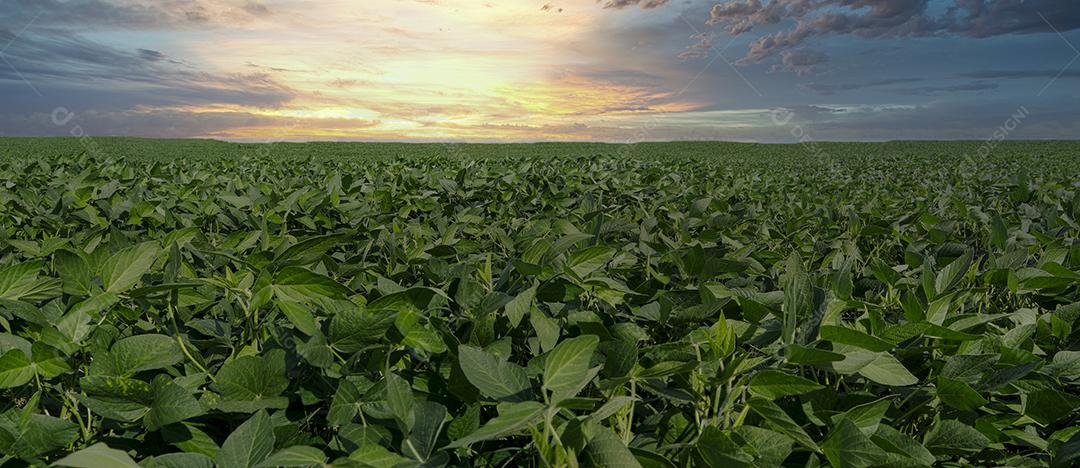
[[0, 0, 1078, 142]]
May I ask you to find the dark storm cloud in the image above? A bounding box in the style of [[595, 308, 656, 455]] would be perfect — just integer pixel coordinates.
[[704, 0, 1080, 71]]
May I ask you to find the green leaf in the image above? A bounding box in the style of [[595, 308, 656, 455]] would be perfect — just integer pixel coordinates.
[[54, 249, 92, 296], [256, 446, 327, 467], [0, 349, 33, 388], [56, 292, 120, 344], [142, 453, 214, 468], [783, 344, 845, 364], [145, 380, 204, 431], [586, 423, 643, 468], [736, 426, 793, 467], [214, 410, 275, 468], [276, 301, 320, 336], [871, 425, 935, 466], [747, 370, 825, 400], [348, 443, 415, 467], [273, 267, 352, 302], [101, 242, 161, 293], [0, 261, 44, 301], [457, 344, 532, 402], [0, 411, 79, 459], [404, 400, 447, 462], [1024, 389, 1080, 426], [822, 418, 887, 468], [1052, 431, 1080, 468], [936, 377, 988, 412], [94, 334, 183, 377], [367, 287, 440, 315], [213, 350, 289, 413], [53, 443, 140, 468], [330, 307, 396, 353], [858, 353, 918, 386], [934, 250, 973, 295], [820, 325, 894, 352], [747, 398, 820, 453], [696, 426, 753, 467], [384, 372, 414, 431], [543, 335, 599, 403], [781, 253, 811, 346], [30, 342, 70, 378], [567, 246, 616, 278], [444, 401, 544, 448], [923, 419, 989, 455], [504, 283, 537, 328]]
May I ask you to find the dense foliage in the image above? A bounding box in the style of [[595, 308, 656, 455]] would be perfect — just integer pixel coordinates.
[[0, 138, 1078, 467]]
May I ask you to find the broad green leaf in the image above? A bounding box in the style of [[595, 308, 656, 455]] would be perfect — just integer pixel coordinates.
[[820, 325, 893, 352], [141, 453, 214, 468], [0, 349, 33, 388], [93, 334, 183, 377], [504, 283, 537, 328], [274, 267, 352, 302], [367, 287, 441, 315], [54, 249, 92, 296], [823, 418, 887, 468], [277, 301, 320, 336], [145, 380, 204, 431], [858, 353, 918, 386], [0, 411, 79, 459], [214, 410, 275, 468], [543, 335, 599, 403], [747, 398, 820, 453], [256, 446, 327, 467], [330, 307, 397, 353], [457, 345, 532, 402], [871, 425, 935, 466], [101, 242, 161, 293], [444, 401, 544, 448], [213, 350, 289, 413], [936, 377, 988, 412], [0, 261, 44, 300], [923, 419, 989, 455], [54, 443, 139, 468], [586, 423, 642, 468], [384, 372, 414, 431], [567, 246, 615, 278], [696, 425, 752, 468], [748, 370, 825, 399], [934, 251, 973, 295], [1024, 389, 1080, 425]]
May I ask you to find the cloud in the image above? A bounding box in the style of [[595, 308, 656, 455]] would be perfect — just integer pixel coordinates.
[[136, 48, 167, 61], [0, 28, 294, 108], [958, 69, 1080, 79], [800, 77, 924, 95], [0, 0, 273, 31], [705, 0, 1080, 72], [889, 81, 998, 95], [678, 33, 715, 60], [0, 108, 379, 139], [600, 0, 671, 10], [772, 48, 827, 76]]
